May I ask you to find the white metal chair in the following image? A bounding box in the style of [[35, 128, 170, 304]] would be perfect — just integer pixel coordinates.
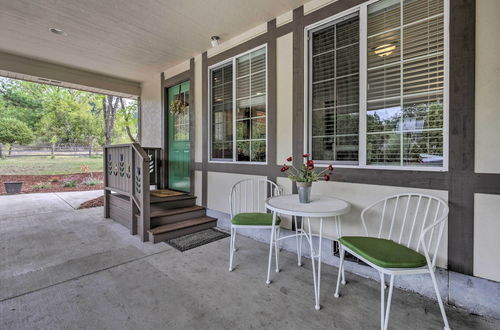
[[334, 193, 451, 330], [228, 179, 282, 272]]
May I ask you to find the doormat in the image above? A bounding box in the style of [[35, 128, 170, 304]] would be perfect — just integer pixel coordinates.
[[165, 228, 230, 252], [151, 190, 186, 198]]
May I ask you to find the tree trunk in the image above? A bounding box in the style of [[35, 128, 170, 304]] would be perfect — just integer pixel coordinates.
[[8, 145, 12, 156], [103, 95, 118, 145]]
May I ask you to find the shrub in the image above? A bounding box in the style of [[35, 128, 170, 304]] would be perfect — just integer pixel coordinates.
[[32, 182, 50, 190], [82, 178, 102, 186], [63, 176, 78, 187], [0, 118, 34, 155]]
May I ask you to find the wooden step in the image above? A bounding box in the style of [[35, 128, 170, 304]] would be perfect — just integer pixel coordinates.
[[149, 205, 207, 227], [148, 216, 218, 243], [150, 192, 196, 204], [150, 195, 197, 209], [150, 205, 205, 218]]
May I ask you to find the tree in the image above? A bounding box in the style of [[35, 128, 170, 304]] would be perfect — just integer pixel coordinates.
[[0, 118, 35, 155], [102, 95, 120, 145], [115, 98, 138, 143]]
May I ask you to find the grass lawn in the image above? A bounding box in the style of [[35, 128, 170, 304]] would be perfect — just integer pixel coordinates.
[[0, 156, 103, 175]]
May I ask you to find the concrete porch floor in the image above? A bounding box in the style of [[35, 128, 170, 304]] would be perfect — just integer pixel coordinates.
[[0, 192, 498, 329]]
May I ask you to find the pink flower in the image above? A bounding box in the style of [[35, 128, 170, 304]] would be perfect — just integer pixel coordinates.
[[286, 156, 293, 162], [323, 174, 330, 181], [328, 164, 334, 171]]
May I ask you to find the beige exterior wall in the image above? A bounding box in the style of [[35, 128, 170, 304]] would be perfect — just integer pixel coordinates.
[[194, 170, 203, 206], [472, 0, 500, 282], [475, 0, 500, 174], [207, 172, 266, 214], [276, 33, 294, 165], [140, 75, 162, 147], [194, 54, 203, 163], [474, 193, 500, 282]]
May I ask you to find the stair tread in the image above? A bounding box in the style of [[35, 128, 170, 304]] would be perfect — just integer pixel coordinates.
[[148, 216, 217, 235], [150, 205, 205, 218], [149, 193, 197, 204]]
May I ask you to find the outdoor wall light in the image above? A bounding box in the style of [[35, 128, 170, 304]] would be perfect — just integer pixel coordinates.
[[49, 28, 67, 36], [374, 43, 396, 57], [211, 36, 220, 47]]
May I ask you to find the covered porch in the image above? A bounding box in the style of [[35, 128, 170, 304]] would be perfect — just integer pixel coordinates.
[[1, 0, 500, 328]]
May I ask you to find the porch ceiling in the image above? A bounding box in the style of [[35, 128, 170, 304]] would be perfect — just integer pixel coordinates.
[[0, 0, 305, 82]]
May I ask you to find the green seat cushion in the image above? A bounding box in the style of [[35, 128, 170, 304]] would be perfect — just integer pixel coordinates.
[[339, 236, 427, 269], [231, 213, 281, 226]]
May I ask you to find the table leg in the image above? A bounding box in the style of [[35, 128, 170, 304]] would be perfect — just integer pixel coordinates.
[[274, 227, 280, 272], [317, 218, 323, 310], [294, 216, 302, 266], [299, 216, 303, 266], [266, 211, 277, 284], [335, 216, 346, 285], [307, 217, 320, 310]]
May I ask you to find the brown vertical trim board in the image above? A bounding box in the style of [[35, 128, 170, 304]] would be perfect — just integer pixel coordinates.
[[292, 6, 305, 194], [160, 72, 166, 189], [189, 58, 196, 195], [136, 96, 142, 144], [447, 0, 476, 275], [201, 52, 208, 207], [267, 19, 278, 184]]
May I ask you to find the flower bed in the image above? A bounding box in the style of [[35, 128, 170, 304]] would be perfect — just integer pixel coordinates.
[[0, 173, 104, 195]]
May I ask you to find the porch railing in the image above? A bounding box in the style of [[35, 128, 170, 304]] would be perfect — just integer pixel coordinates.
[[103, 143, 161, 241]]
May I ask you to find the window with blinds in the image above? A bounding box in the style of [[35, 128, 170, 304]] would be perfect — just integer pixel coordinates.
[[210, 46, 267, 162], [211, 64, 233, 159], [308, 0, 446, 169], [366, 0, 445, 167], [310, 13, 360, 163]]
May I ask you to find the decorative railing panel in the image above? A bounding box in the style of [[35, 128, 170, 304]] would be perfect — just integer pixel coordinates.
[[143, 147, 161, 187], [104, 145, 133, 194]]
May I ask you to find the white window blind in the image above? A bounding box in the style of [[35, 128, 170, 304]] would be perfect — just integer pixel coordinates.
[[211, 64, 233, 159], [366, 0, 445, 167], [210, 46, 267, 163], [307, 0, 446, 169], [310, 13, 360, 163]]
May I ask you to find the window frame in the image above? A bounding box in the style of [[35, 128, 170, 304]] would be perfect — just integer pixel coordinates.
[[304, 0, 449, 172], [208, 44, 269, 164]]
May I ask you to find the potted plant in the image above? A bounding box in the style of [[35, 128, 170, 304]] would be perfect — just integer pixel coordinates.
[[4, 181, 23, 194], [280, 154, 333, 203]]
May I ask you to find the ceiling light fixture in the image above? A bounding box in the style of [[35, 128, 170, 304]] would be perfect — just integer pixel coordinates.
[[211, 36, 220, 47], [49, 28, 67, 36], [374, 44, 396, 57]]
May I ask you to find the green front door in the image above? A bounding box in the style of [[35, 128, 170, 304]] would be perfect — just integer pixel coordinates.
[[167, 81, 190, 192]]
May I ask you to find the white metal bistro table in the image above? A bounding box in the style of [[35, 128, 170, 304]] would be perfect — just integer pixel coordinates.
[[265, 194, 351, 310]]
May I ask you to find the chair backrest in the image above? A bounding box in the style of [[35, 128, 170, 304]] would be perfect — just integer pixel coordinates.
[[361, 193, 449, 267], [229, 179, 282, 218]]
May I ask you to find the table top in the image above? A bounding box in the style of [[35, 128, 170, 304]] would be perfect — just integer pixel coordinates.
[[265, 194, 351, 217]]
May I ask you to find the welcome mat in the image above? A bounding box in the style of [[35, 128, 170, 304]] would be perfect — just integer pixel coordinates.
[[151, 189, 186, 198], [165, 228, 230, 252]]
